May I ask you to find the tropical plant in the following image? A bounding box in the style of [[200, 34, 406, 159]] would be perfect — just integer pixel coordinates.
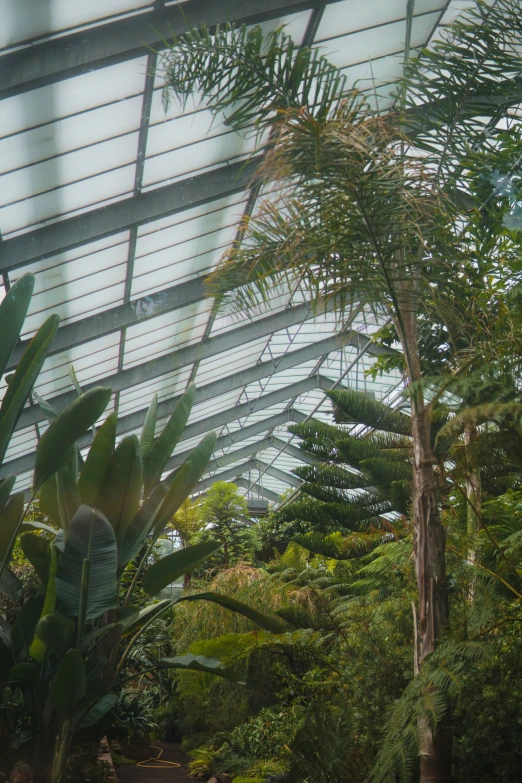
[[0, 382, 287, 782], [161, 4, 522, 777], [196, 481, 252, 567]]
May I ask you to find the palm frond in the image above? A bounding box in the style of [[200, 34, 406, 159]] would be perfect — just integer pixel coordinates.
[[161, 22, 348, 136]]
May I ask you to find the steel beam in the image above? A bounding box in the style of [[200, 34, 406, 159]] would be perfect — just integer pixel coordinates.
[[16, 302, 319, 430], [167, 410, 307, 469], [8, 278, 207, 370], [194, 458, 258, 492], [17, 305, 384, 432], [0, 159, 257, 272], [1, 0, 340, 98], [0, 374, 337, 478], [235, 478, 281, 504], [253, 458, 302, 488], [269, 436, 315, 465]]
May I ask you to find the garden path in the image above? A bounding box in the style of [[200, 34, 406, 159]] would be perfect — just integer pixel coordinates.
[[114, 742, 192, 783]]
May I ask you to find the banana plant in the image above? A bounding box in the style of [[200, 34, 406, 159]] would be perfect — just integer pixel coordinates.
[[0, 273, 62, 594], [1, 384, 285, 783]]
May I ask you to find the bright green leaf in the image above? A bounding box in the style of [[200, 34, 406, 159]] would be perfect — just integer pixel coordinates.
[[142, 540, 222, 596], [143, 383, 196, 497], [77, 412, 117, 506], [33, 386, 111, 491], [96, 435, 142, 541], [49, 649, 86, 719]]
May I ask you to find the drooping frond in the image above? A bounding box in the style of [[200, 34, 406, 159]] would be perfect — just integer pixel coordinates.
[[293, 530, 394, 561], [403, 0, 522, 185], [161, 23, 349, 135], [360, 458, 412, 488], [436, 403, 522, 443], [372, 641, 487, 783], [327, 389, 411, 435]]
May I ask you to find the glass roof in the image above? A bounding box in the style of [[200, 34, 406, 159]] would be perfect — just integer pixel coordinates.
[[0, 0, 459, 502]]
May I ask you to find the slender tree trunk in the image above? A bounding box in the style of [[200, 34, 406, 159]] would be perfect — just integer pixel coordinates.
[[397, 277, 451, 782], [464, 423, 481, 539]]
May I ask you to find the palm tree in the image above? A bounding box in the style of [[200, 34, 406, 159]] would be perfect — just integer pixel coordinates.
[[160, 3, 522, 779]]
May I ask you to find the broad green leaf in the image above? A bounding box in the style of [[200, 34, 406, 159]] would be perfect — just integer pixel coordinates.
[[11, 596, 44, 658], [49, 649, 86, 719], [33, 386, 111, 491], [29, 543, 58, 662], [159, 653, 242, 683], [178, 592, 287, 633], [0, 315, 59, 466], [142, 540, 221, 596], [79, 693, 118, 728], [0, 566, 23, 600], [55, 505, 118, 619], [0, 274, 34, 380], [0, 492, 25, 566], [70, 365, 97, 437], [9, 663, 38, 682], [140, 393, 158, 457], [39, 474, 60, 528], [77, 412, 117, 506], [117, 480, 169, 571], [20, 533, 50, 583], [143, 383, 196, 497], [120, 598, 173, 638], [34, 612, 74, 657], [57, 466, 81, 539], [0, 476, 16, 515], [21, 520, 57, 535], [96, 435, 142, 541], [151, 432, 217, 538]]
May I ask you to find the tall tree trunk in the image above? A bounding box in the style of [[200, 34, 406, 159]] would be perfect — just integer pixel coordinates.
[[397, 278, 451, 782], [464, 423, 481, 539]]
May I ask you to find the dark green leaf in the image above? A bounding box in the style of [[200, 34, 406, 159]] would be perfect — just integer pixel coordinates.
[[117, 480, 169, 571], [140, 393, 158, 457], [20, 533, 50, 583], [0, 566, 23, 600], [96, 435, 142, 541], [78, 412, 117, 506], [0, 492, 25, 567], [57, 465, 81, 539], [0, 273, 34, 380], [0, 476, 16, 515], [178, 592, 287, 633], [39, 474, 60, 528], [0, 315, 59, 466], [55, 505, 118, 619], [79, 693, 118, 728], [33, 386, 111, 492], [9, 663, 38, 682], [159, 653, 243, 683], [11, 596, 44, 658], [120, 599, 173, 638], [143, 383, 196, 497], [34, 612, 74, 657], [151, 432, 217, 538], [142, 540, 222, 596], [49, 649, 86, 719]]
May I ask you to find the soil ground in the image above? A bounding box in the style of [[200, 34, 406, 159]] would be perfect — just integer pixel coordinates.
[[114, 742, 192, 783]]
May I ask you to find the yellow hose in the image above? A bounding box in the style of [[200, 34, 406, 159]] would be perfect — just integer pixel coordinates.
[[136, 745, 181, 769]]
